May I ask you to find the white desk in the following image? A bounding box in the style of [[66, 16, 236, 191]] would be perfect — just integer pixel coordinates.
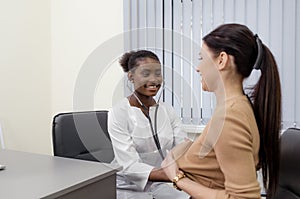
[[0, 149, 119, 199]]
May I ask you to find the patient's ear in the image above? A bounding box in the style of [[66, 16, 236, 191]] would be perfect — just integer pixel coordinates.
[[217, 52, 229, 70]]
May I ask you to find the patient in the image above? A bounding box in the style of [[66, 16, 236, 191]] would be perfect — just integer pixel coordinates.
[[162, 23, 281, 199], [108, 50, 189, 199]]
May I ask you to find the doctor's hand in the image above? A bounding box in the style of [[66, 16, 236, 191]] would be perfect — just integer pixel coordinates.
[[161, 150, 180, 181]]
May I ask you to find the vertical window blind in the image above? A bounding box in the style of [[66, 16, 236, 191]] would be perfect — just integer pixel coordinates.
[[123, 0, 300, 130]]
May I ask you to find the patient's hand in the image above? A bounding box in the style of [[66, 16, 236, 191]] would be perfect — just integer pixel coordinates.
[[161, 150, 178, 181], [161, 139, 193, 181]]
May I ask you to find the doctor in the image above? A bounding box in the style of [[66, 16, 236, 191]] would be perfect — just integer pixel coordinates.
[[108, 50, 189, 199]]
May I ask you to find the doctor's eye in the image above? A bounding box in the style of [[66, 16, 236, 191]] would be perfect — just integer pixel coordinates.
[[141, 70, 150, 77], [155, 70, 162, 77]]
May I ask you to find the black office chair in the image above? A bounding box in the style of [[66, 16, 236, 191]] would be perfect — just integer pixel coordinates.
[[52, 110, 114, 163], [272, 127, 300, 199]]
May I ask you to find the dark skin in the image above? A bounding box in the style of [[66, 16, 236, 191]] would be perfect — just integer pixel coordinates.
[[127, 92, 155, 116]]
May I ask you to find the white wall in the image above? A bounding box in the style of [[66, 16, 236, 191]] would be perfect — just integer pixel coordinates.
[[51, 0, 124, 116], [0, 0, 124, 155], [0, 0, 51, 154]]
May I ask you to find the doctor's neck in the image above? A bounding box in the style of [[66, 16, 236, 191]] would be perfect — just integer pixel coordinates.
[[131, 91, 156, 109]]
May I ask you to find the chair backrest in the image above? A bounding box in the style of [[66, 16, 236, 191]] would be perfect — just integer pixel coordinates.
[[273, 127, 300, 199], [52, 110, 114, 163]]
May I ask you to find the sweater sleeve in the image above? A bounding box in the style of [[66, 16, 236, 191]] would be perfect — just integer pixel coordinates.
[[213, 107, 261, 199]]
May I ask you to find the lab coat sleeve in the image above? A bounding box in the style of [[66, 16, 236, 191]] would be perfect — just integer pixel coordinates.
[[164, 103, 187, 145], [108, 106, 154, 191]]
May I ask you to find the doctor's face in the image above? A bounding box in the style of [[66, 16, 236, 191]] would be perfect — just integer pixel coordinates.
[[131, 58, 163, 97]]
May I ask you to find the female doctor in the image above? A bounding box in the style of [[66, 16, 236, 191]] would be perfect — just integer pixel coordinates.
[[108, 50, 189, 199]]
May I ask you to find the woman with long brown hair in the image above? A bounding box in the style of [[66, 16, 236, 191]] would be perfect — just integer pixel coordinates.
[[162, 23, 281, 199]]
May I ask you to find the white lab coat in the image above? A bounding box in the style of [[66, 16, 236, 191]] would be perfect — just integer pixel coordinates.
[[108, 98, 189, 199]]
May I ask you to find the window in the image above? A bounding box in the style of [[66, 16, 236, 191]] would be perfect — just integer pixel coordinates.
[[124, 0, 300, 130]]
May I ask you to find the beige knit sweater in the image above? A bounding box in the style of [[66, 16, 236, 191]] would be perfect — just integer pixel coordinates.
[[176, 95, 261, 199]]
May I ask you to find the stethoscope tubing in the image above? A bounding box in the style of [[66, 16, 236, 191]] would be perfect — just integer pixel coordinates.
[[130, 82, 165, 160]]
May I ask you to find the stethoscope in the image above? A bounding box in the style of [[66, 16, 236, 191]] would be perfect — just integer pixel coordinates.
[[129, 81, 165, 160]]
